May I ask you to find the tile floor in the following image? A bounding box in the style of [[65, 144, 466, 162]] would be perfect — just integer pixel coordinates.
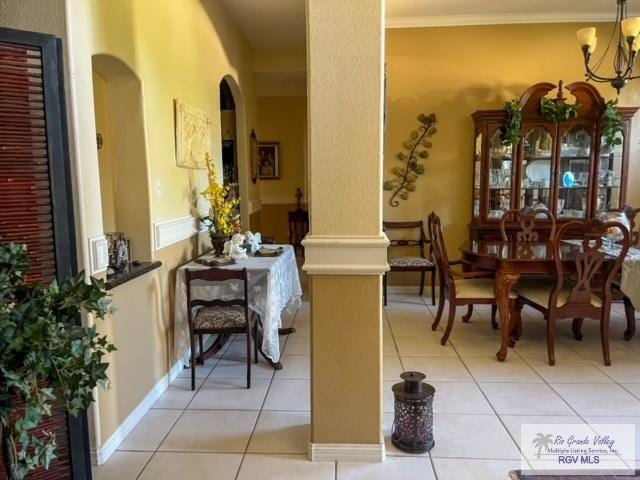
[[93, 290, 640, 479]]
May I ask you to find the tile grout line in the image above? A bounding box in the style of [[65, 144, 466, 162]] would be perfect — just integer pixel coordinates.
[[233, 301, 303, 480]]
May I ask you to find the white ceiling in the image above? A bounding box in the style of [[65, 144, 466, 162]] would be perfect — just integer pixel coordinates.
[[218, 0, 306, 49], [219, 0, 639, 49]]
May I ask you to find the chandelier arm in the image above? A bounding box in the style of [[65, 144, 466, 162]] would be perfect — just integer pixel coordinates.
[[584, 59, 619, 82]]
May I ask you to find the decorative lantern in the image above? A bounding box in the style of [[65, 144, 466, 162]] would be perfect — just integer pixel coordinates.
[[391, 371, 435, 453]]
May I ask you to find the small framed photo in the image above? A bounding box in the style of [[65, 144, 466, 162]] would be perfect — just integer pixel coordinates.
[[258, 142, 280, 179]]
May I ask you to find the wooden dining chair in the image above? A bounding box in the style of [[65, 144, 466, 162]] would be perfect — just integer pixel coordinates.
[[612, 205, 640, 340], [383, 220, 436, 306], [288, 208, 309, 257], [185, 268, 257, 390], [517, 219, 631, 366], [499, 206, 556, 242], [428, 212, 512, 345]]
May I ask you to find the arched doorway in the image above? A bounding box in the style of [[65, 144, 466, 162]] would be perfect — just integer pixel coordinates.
[[219, 78, 239, 206]]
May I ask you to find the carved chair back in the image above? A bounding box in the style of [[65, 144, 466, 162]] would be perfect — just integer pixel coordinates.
[[185, 268, 250, 328], [551, 219, 630, 314], [427, 213, 451, 290], [500, 207, 556, 242], [383, 220, 431, 259], [623, 205, 640, 247]]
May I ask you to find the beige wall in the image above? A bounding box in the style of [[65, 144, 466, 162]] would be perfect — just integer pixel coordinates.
[[385, 23, 640, 281], [78, 0, 259, 448]]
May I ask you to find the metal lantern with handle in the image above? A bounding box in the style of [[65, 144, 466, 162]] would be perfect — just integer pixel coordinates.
[[391, 371, 435, 453]]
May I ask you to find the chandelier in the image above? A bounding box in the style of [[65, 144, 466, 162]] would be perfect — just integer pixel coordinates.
[[577, 0, 640, 93]]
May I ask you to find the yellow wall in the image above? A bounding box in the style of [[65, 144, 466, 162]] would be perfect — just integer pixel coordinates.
[[257, 96, 307, 201], [385, 23, 640, 275], [257, 95, 307, 241], [82, 0, 258, 447], [92, 70, 117, 233]]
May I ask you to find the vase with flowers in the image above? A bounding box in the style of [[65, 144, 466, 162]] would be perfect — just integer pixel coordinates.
[[201, 153, 240, 255]]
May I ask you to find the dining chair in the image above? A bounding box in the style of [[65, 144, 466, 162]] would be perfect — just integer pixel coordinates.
[[185, 268, 257, 390], [428, 212, 512, 345], [499, 206, 556, 242], [612, 205, 640, 340], [383, 220, 436, 306], [517, 219, 631, 366], [288, 208, 309, 257]]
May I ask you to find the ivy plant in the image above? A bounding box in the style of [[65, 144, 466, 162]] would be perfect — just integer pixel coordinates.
[[540, 98, 581, 124], [383, 113, 437, 207], [602, 98, 624, 148], [0, 242, 115, 480], [502, 99, 522, 147]]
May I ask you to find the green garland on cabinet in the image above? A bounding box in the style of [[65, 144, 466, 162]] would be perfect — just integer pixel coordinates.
[[501, 100, 522, 147], [383, 113, 437, 207], [540, 97, 581, 124], [602, 98, 624, 148]]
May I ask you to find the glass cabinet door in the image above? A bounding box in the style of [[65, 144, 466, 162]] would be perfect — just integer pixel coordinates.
[[521, 127, 553, 212], [473, 133, 482, 218], [596, 131, 624, 214], [487, 130, 513, 220], [557, 126, 591, 219]]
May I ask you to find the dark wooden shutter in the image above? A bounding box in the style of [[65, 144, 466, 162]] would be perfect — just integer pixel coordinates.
[[0, 39, 57, 284], [0, 27, 89, 480]]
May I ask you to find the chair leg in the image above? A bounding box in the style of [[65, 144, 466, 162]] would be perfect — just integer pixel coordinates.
[[198, 334, 204, 365], [491, 304, 498, 329], [431, 290, 445, 331], [623, 296, 636, 341], [461, 304, 473, 323], [430, 269, 436, 306], [246, 330, 252, 389], [547, 316, 556, 366], [601, 311, 612, 367], [190, 334, 197, 391], [419, 271, 425, 297], [383, 273, 388, 306], [572, 318, 584, 341], [441, 304, 456, 345], [253, 323, 259, 364]]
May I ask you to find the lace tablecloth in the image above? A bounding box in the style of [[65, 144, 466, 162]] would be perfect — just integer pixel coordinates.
[[174, 245, 302, 365], [621, 247, 640, 312]]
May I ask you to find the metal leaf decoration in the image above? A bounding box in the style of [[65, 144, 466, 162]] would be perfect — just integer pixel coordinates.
[[384, 113, 437, 207]]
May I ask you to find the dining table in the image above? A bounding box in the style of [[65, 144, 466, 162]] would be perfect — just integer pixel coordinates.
[[459, 239, 640, 362], [173, 244, 302, 370]]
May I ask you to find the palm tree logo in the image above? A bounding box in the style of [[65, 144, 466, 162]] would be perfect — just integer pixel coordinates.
[[532, 433, 554, 459]]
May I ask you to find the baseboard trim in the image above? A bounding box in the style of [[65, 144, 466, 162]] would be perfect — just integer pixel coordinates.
[[308, 442, 385, 462], [91, 360, 183, 465]]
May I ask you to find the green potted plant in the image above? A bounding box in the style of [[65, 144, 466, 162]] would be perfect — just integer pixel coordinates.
[[0, 242, 115, 480]]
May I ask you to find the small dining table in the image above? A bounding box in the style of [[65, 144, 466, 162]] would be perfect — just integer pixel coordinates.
[[458, 239, 638, 362], [174, 244, 302, 369]]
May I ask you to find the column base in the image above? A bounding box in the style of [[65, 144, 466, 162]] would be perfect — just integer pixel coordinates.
[[308, 442, 385, 462]]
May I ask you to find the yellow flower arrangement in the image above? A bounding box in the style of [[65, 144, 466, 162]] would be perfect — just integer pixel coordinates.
[[201, 153, 240, 235]]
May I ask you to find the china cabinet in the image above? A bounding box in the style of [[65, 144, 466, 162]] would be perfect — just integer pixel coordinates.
[[469, 81, 637, 241]]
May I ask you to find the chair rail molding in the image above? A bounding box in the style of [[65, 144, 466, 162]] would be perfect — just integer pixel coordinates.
[[308, 442, 385, 462], [302, 234, 390, 275], [154, 215, 205, 251]]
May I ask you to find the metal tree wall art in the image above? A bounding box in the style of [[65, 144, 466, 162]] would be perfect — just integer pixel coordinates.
[[384, 113, 437, 207]]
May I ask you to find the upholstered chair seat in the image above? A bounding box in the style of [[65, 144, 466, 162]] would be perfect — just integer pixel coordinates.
[[454, 278, 517, 300], [517, 280, 602, 309], [193, 305, 248, 329], [388, 256, 434, 268]]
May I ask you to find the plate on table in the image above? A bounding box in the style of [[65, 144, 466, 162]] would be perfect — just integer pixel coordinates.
[[525, 160, 551, 184], [196, 256, 235, 267], [255, 246, 284, 257]]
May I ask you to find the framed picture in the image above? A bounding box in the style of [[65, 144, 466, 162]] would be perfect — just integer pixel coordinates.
[[258, 142, 280, 179]]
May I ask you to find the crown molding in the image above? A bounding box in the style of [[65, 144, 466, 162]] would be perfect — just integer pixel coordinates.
[[385, 12, 628, 29]]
